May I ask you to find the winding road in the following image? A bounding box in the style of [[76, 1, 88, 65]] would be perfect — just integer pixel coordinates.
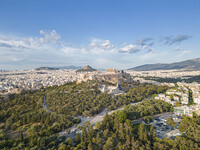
[[58, 101, 141, 138], [42, 96, 167, 139], [42, 96, 175, 139]]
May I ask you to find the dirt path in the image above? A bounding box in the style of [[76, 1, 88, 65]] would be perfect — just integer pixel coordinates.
[[42, 96, 52, 113]]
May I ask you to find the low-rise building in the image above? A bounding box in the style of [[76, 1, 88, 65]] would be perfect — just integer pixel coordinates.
[[174, 106, 193, 116], [155, 94, 166, 100]]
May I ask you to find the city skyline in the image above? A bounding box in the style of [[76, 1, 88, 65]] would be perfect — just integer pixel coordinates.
[[0, 0, 200, 70]]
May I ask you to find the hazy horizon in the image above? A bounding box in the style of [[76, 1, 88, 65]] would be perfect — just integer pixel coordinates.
[[0, 56, 200, 71]]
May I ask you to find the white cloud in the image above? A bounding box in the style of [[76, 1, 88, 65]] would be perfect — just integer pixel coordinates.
[[119, 44, 137, 52], [0, 30, 65, 67], [0, 36, 29, 50], [88, 39, 115, 54], [39, 30, 61, 43], [89, 39, 114, 49], [0, 30, 62, 52], [119, 44, 146, 53]]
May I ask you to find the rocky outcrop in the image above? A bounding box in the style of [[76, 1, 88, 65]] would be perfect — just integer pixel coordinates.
[[77, 70, 133, 84], [76, 65, 97, 72], [96, 72, 132, 84]]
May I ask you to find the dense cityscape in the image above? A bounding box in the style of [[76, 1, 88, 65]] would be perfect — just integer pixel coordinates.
[[0, 69, 78, 95]]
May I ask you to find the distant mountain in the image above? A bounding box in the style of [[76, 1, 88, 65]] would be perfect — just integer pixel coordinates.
[[129, 57, 200, 71], [35, 65, 82, 70], [0, 70, 7, 72], [35, 67, 59, 70], [76, 65, 97, 72], [56, 65, 82, 70]]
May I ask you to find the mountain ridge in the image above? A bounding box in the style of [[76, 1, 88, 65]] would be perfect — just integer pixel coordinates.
[[35, 65, 82, 70], [129, 57, 200, 71]]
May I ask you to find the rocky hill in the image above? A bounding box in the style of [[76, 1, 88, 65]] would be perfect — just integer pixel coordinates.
[[76, 65, 97, 72], [129, 57, 200, 71], [96, 72, 133, 84], [77, 68, 133, 84]]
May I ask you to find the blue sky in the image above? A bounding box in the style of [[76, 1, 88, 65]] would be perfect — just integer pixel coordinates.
[[0, 0, 199, 70]]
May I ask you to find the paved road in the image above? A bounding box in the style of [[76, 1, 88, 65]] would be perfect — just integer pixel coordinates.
[[43, 96, 173, 139], [59, 101, 141, 137]]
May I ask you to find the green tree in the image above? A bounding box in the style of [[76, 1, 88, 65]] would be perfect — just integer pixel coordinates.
[[0, 129, 6, 140], [19, 131, 23, 142], [117, 111, 127, 123], [81, 126, 87, 149], [144, 116, 152, 123], [66, 138, 72, 145], [88, 125, 94, 142], [149, 125, 155, 146], [170, 95, 174, 100], [103, 137, 115, 150], [58, 142, 67, 150], [75, 133, 81, 144], [138, 123, 148, 143], [166, 117, 176, 129], [125, 135, 131, 149], [88, 142, 93, 150], [188, 90, 193, 105]]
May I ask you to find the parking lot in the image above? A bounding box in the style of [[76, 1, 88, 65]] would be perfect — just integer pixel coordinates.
[[152, 114, 182, 139]]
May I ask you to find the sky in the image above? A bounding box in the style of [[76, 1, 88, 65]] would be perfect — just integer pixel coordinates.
[[0, 0, 200, 70]]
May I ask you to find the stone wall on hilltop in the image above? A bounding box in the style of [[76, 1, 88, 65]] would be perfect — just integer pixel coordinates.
[[77, 71, 133, 84]]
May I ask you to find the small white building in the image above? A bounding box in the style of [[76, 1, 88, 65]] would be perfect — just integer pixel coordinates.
[[156, 94, 166, 100], [173, 96, 179, 101]]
